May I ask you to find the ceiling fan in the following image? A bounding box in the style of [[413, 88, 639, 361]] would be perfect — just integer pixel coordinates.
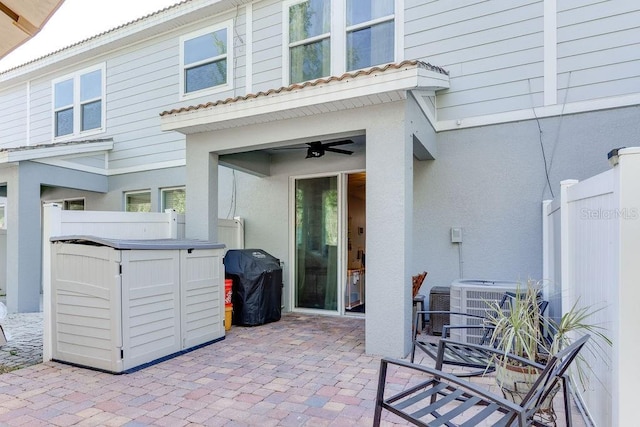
[[305, 140, 354, 158]]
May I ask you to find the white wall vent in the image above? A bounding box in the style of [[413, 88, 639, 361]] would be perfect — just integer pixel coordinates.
[[449, 279, 521, 344]]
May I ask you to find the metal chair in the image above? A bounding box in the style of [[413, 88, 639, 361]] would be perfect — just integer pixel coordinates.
[[411, 291, 549, 377], [374, 334, 590, 427]]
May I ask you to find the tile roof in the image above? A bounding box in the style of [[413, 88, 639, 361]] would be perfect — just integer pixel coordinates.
[[159, 60, 449, 117], [0, 138, 113, 153]]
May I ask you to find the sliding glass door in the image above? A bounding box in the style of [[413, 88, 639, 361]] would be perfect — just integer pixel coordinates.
[[294, 176, 338, 311]]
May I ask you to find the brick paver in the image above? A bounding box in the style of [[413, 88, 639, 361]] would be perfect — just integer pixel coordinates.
[[0, 311, 587, 425]]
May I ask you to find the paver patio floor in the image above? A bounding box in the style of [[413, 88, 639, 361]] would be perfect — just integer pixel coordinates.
[[0, 312, 585, 426]]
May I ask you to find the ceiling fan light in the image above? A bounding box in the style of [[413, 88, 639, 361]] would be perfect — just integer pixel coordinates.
[[306, 147, 324, 158]]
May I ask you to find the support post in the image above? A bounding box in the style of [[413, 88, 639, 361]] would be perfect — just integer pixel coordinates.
[[365, 105, 413, 357]]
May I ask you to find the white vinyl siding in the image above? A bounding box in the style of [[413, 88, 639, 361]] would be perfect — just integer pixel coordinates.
[[26, 78, 51, 146], [1, 0, 638, 173], [52, 64, 105, 139], [0, 85, 28, 148], [557, 2, 640, 104], [179, 20, 234, 98], [252, 0, 284, 92], [2, 9, 247, 174], [405, 0, 544, 120], [405, 0, 640, 121], [106, 36, 186, 172]]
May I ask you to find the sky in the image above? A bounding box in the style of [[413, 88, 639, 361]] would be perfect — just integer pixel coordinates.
[[0, 0, 184, 72]]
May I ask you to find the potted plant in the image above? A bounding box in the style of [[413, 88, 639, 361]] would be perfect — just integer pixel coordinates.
[[484, 279, 611, 417]]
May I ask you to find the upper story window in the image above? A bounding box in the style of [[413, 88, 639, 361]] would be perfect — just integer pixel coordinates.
[[346, 0, 395, 71], [288, 0, 331, 84], [180, 21, 233, 97], [285, 0, 397, 85], [53, 64, 105, 139]]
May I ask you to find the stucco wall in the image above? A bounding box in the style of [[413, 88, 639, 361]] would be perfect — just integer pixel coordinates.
[[217, 104, 640, 312], [41, 167, 186, 211], [217, 145, 366, 311], [413, 105, 640, 293]]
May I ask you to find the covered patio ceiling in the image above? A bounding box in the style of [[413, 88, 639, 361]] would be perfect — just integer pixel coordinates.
[[0, 0, 65, 59]]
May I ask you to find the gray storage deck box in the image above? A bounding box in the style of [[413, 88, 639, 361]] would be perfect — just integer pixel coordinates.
[[50, 236, 226, 373]]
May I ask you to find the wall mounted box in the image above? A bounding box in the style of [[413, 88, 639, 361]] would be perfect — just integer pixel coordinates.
[[50, 236, 226, 373]]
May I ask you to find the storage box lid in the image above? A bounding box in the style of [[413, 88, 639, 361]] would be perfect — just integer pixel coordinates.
[[50, 235, 225, 250]]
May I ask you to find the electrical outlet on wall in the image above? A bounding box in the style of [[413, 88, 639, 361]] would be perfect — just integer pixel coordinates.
[[451, 227, 463, 243]]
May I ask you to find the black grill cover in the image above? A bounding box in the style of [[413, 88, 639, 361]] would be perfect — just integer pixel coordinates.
[[223, 249, 282, 326]]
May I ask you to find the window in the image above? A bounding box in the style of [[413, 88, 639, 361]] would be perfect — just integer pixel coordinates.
[[0, 205, 5, 229], [64, 199, 85, 211], [125, 191, 151, 212], [53, 65, 104, 138], [46, 199, 86, 210], [346, 0, 395, 71], [181, 21, 233, 96], [288, 0, 331, 84], [285, 0, 397, 84], [161, 187, 186, 213]]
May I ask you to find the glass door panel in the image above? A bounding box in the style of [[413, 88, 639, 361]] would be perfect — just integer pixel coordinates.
[[295, 176, 338, 310]]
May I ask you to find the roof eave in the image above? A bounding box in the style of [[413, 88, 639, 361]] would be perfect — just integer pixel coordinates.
[[160, 65, 450, 135], [0, 140, 114, 163]]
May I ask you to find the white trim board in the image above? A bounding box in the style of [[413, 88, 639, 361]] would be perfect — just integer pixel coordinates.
[[436, 93, 640, 132]]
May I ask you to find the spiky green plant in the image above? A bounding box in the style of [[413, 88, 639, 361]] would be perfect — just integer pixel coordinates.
[[484, 279, 612, 391]]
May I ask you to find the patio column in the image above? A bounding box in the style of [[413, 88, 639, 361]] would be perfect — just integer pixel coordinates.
[[185, 143, 219, 242], [6, 165, 41, 313], [365, 105, 413, 357]]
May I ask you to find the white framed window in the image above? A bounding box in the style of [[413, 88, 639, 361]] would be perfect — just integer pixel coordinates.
[[286, 0, 331, 84], [0, 205, 5, 229], [125, 191, 151, 212], [46, 198, 86, 211], [161, 187, 186, 214], [180, 21, 234, 97], [346, 0, 395, 71], [52, 64, 105, 139], [64, 199, 85, 211], [283, 0, 399, 85]]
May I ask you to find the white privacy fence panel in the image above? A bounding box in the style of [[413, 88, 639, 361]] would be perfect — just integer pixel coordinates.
[[542, 148, 640, 427], [41, 204, 244, 362], [0, 229, 5, 295], [218, 217, 245, 251], [566, 173, 615, 426], [541, 199, 562, 324]]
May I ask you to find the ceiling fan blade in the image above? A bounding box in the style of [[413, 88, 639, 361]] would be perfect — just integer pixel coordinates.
[[325, 147, 353, 155], [323, 139, 354, 147]]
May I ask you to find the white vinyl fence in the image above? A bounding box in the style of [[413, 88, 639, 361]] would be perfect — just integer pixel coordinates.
[[542, 148, 640, 427], [0, 229, 5, 295], [41, 204, 244, 362]]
